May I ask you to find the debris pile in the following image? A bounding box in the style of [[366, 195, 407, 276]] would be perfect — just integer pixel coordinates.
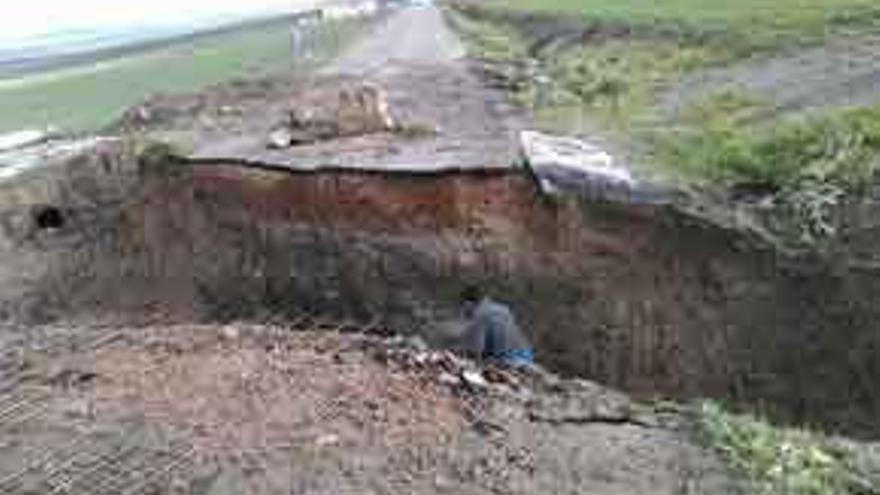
[[358, 331, 639, 426], [0, 323, 733, 494], [268, 82, 398, 148]]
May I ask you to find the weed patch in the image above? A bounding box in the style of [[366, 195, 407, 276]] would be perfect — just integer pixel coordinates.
[[700, 401, 880, 495], [661, 101, 880, 188], [541, 41, 721, 126]]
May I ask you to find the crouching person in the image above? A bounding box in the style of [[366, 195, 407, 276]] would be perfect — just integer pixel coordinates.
[[460, 285, 534, 368]]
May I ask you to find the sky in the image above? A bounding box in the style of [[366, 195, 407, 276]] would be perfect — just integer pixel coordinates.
[[1, 0, 320, 46]]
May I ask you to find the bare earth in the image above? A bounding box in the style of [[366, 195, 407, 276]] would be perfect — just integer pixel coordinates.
[[661, 34, 880, 119]]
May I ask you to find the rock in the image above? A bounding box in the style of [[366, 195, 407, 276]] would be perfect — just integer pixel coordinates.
[[135, 106, 153, 124], [483, 367, 520, 388], [206, 467, 249, 495], [267, 128, 293, 149], [277, 82, 397, 145], [315, 433, 340, 447], [461, 369, 488, 390], [526, 383, 634, 424], [334, 84, 396, 135], [413, 352, 430, 366], [45, 368, 99, 389], [434, 475, 453, 489], [62, 398, 93, 419], [438, 372, 461, 387], [520, 130, 641, 201], [404, 335, 429, 352], [220, 326, 240, 341]]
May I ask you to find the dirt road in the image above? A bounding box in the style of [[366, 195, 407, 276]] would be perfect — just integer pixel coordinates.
[[174, 5, 524, 171], [322, 5, 467, 76]]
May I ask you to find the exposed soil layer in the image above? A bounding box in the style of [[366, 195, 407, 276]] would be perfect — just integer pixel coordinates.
[[1, 140, 879, 440], [0, 323, 733, 494]]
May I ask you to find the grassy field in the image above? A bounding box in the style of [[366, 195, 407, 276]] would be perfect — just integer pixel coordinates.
[[486, 0, 880, 52], [0, 20, 358, 134]]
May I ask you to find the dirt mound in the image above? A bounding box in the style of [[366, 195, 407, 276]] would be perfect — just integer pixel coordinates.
[[91, 329, 462, 456], [660, 34, 880, 120], [0, 322, 732, 494]]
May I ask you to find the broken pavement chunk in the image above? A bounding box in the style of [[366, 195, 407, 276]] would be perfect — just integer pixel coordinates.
[[520, 130, 635, 199], [267, 127, 293, 149], [526, 382, 634, 425]]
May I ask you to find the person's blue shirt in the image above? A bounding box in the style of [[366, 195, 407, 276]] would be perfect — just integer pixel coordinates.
[[463, 297, 533, 367]]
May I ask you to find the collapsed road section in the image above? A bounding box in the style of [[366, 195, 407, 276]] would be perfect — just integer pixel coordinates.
[[0, 2, 878, 447]]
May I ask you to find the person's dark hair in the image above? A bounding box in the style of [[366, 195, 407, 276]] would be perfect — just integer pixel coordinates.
[[460, 285, 482, 304]]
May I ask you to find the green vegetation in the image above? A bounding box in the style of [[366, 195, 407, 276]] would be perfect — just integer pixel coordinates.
[[449, 0, 880, 243], [0, 20, 360, 134], [444, 12, 531, 101], [449, 9, 718, 127], [700, 401, 880, 495], [660, 99, 880, 241], [136, 140, 185, 176], [486, 0, 880, 53]]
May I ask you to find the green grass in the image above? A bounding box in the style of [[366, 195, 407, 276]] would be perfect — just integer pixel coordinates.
[[0, 20, 358, 134], [700, 401, 880, 495], [657, 98, 880, 242], [486, 0, 880, 52], [449, 9, 719, 128], [540, 40, 720, 127], [444, 11, 531, 97]]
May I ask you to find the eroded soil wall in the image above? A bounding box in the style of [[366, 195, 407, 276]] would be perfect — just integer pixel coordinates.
[[1, 142, 878, 437]]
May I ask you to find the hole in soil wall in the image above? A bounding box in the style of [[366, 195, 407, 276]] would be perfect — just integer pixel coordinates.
[[33, 206, 66, 230]]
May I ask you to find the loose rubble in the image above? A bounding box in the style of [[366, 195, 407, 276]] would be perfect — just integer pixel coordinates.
[[0, 322, 734, 494], [268, 82, 397, 148]]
